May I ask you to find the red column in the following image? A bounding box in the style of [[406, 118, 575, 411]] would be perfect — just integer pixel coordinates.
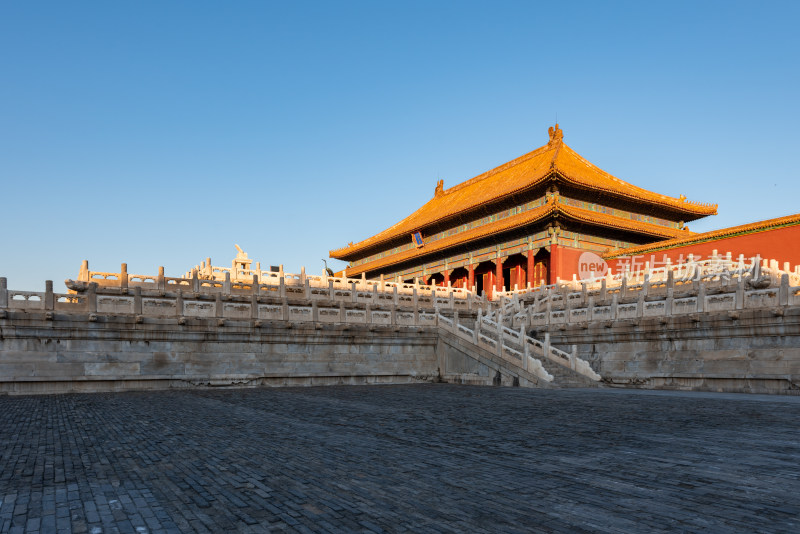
[[549, 244, 560, 284], [468, 264, 475, 290], [527, 250, 535, 288], [495, 258, 504, 291], [443, 270, 450, 287]]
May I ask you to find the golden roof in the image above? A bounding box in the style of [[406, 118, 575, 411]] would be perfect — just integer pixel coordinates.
[[342, 197, 691, 276], [603, 212, 800, 259], [331, 125, 716, 260]]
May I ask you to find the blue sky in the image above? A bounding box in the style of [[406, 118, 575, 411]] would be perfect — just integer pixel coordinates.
[[2, 1, 798, 291]]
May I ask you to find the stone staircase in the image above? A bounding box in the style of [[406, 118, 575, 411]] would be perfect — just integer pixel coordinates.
[[437, 312, 601, 388]]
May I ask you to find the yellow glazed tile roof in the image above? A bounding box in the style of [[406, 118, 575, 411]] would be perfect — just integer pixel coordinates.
[[331, 125, 716, 260], [604, 212, 800, 259], [343, 197, 690, 276]]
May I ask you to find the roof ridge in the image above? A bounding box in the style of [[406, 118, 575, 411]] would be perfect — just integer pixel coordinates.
[[555, 143, 718, 213], [442, 143, 555, 196]]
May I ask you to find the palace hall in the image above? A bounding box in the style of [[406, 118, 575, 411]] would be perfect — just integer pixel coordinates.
[[330, 125, 717, 298]]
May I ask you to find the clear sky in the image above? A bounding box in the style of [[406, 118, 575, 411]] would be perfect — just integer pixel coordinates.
[[2, 1, 798, 291]]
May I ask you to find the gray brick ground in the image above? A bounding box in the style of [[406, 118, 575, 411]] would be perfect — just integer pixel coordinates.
[[1, 385, 799, 533]]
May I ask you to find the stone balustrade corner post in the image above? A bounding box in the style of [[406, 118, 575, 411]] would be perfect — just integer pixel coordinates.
[[0, 277, 7, 309], [45, 280, 54, 311], [120, 263, 128, 290], [87, 282, 98, 313], [223, 272, 231, 295], [780, 274, 790, 306]]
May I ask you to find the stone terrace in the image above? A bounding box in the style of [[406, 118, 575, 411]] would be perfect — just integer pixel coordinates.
[[1, 385, 798, 533]]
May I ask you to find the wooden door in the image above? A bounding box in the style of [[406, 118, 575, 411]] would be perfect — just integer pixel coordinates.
[[533, 262, 548, 287]]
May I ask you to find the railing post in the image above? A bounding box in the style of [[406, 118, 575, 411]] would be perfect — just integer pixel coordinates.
[[158, 266, 165, 292], [79, 260, 89, 282], [176, 289, 184, 318], [571, 345, 578, 370], [697, 281, 706, 313], [393, 285, 398, 306], [637, 291, 645, 318], [350, 281, 357, 302], [45, 280, 54, 311], [120, 263, 128, 290], [279, 276, 286, 298], [611, 293, 618, 320], [543, 332, 550, 360], [192, 270, 199, 294], [253, 274, 260, 296], [300, 266, 306, 285], [304, 278, 310, 299], [520, 324, 529, 371], [736, 272, 745, 310], [600, 277, 607, 302], [312, 300, 319, 322], [339, 301, 346, 323], [546, 295, 552, 326], [0, 277, 7, 308], [497, 324, 504, 359], [328, 279, 335, 300], [283, 297, 289, 321], [223, 271, 231, 295], [390, 303, 396, 325], [780, 274, 789, 306], [215, 293, 223, 318], [251, 294, 259, 320], [88, 282, 97, 313]]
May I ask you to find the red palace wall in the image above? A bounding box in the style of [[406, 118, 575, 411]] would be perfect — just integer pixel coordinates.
[[548, 224, 800, 282], [604, 224, 800, 276]]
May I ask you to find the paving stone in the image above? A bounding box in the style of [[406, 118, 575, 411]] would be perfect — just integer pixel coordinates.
[[1, 385, 799, 533]]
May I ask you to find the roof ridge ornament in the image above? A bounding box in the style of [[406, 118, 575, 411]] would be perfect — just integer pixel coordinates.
[[434, 178, 444, 198], [548, 123, 563, 146]]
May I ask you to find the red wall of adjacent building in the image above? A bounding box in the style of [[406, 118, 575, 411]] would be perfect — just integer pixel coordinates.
[[549, 224, 800, 282], [550, 244, 588, 283], [604, 224, 800, 275]]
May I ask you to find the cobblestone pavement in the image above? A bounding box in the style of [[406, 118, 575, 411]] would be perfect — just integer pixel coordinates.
[[1, 385, 799, 534]]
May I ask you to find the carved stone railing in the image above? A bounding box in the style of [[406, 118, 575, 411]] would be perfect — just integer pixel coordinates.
[[0, 276, 448, 328], [436, 312, 553, 383], [495, 253, 800, 302], [474, 313, 600, 381], [489, 271, 799, 331], [70, 261, 481, 311]]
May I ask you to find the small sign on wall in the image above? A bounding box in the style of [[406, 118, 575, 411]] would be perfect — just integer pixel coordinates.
[[412, 231, 424, 248]]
